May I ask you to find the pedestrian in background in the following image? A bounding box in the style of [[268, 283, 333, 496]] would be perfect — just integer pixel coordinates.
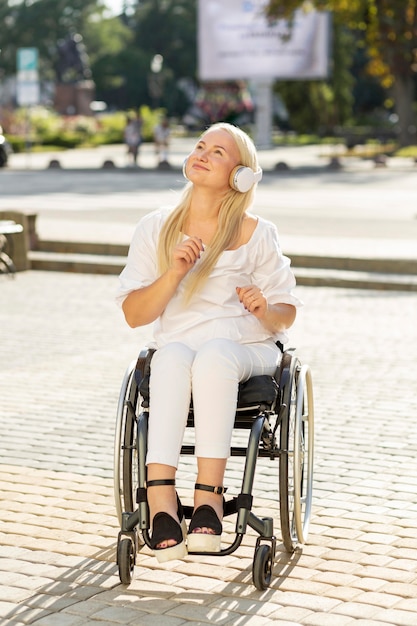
[[124, 112, 143, 165], [153, 117, 170, 166]]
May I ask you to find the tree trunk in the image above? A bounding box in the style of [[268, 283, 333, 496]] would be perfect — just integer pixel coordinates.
[[392, 74, 416, 147]]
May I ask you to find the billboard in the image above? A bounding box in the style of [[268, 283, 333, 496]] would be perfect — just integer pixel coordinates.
[[198, 0, 330, 81]]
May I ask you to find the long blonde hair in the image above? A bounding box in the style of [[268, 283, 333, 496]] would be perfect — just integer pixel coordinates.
[[157, 123, 260, 300]]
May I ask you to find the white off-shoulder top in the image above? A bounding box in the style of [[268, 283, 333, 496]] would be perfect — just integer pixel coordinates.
[[116, 208, 302, 350]]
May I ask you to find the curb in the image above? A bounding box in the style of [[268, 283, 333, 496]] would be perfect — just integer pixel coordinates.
[[28, 242, 417, 292]]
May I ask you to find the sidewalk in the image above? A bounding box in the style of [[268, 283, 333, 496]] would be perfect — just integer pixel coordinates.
[[3, 139, 417, 272], [7, 137, 417, 174], [0, 138, 417, 291], [1, 270, 417, 625]]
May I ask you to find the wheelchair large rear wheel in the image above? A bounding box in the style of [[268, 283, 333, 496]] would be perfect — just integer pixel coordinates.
[[279, 355, 314, 552], [114, 361, 140, 525]]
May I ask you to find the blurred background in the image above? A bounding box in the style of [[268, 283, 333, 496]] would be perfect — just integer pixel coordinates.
[[0, 0, 416, 165]]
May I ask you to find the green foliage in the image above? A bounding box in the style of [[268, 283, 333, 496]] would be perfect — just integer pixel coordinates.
[[125, 0, 197, 113], [0, 0, 197, 115], [5, 105, 165, 149], [265, 0, 417, 145], [395, 145, 417, 158], [137, 106, 164, 141], [6, 135, 26, 153], [133, 0, 197, 82], [0, 0, 106, 80], [274, 18, 356, 134], [1, 0, 414, 144]]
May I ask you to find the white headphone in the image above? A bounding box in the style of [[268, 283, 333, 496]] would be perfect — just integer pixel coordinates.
[[183, 159, 262, 193], [229, 165, 263, 193]]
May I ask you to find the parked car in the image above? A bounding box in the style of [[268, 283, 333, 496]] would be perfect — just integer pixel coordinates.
[[0, 127, 12, 167]]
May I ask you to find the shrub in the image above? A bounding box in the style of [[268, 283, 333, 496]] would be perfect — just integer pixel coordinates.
[[5, 105, 166, 150]]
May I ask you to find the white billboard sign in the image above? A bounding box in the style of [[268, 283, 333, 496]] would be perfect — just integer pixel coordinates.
[[198, 0, 330, 81]]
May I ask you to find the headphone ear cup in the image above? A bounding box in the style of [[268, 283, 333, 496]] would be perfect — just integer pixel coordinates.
[[230, 166, 260, 193], [182, 158, 189, 180]]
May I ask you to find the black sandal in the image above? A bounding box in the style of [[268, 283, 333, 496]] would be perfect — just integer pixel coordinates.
[[147, 479, 187, 563], [187, 483, 227, 553]]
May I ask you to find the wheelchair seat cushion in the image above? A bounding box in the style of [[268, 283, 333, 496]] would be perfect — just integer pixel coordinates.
[[237, 375, 278, 408], [137, 368, 278, 410]]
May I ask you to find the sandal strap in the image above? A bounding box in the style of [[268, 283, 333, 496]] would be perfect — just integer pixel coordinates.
[[146, 479, 176, 487], [195, 483, 227, 495]]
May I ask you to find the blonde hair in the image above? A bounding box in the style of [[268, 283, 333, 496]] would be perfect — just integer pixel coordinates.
[[157, 123, 259, 300]]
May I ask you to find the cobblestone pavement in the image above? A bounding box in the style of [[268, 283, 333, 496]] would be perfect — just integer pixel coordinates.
[[1, 269, 417, 625]]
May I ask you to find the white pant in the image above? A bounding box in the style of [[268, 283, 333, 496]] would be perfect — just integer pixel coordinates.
[[146, 338, 281, 468]]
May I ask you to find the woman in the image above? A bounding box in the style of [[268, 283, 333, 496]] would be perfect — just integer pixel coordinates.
[[117, 122, 302, 563], [124, 112, 142, 165]]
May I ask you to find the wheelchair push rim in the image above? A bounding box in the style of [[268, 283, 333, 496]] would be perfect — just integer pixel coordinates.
[[114, 359, 138, 526], [279, 355, 314, 552], [293, 363, 314, 544]]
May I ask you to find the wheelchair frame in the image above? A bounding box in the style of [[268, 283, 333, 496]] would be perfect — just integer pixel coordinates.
[[114, 346, 314, 590]]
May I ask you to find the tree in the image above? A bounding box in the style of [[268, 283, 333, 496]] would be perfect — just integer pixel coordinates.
[[274, 19, 356, 134], [0, 0, 107, 80], [130, 0, 197, 113], [0, 0, 136, 110], [0, 0, 197, 115], [265, 0, 417, 145], [82, 14, 138, 108]]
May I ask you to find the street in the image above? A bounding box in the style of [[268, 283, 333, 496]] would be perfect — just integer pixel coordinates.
[[1, 140, 417, 259]]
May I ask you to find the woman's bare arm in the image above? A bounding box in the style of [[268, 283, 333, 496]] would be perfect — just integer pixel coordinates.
[[236, 285, 296, 334], [122, 236, 203, 327]]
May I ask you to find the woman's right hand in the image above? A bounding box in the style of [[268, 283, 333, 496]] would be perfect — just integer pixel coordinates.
[[122, 236, 204, 328], [171, 236, 204, 278]]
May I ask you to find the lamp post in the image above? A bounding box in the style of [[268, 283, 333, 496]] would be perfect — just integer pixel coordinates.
[[149, 54, 164, 109]]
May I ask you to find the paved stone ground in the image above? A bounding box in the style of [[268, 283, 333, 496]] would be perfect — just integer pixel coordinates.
[[1, 269, 417, 625]]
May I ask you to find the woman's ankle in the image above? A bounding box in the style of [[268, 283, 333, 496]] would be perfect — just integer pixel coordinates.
[[146, 464, 178, 521], [194, 491, 223, 521], [148, 485, 178, 521]]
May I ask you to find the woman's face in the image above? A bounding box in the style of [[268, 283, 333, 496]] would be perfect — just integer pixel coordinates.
[[186, 128, 241, 192]]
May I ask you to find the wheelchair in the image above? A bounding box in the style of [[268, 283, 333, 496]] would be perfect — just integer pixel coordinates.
[[114, 344, 314, 591]]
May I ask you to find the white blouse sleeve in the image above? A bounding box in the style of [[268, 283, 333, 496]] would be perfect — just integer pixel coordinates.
[[115, 211, 162, 307], [252, 220, 303, 308]]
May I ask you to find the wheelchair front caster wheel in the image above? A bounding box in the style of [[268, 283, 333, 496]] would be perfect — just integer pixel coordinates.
[[118, 537, 136, 584], [252, 543, 273, 590]]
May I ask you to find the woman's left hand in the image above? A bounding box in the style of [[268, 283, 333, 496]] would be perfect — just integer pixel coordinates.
[[236, 285, 267, 320], [237, 285, 297, 334]]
